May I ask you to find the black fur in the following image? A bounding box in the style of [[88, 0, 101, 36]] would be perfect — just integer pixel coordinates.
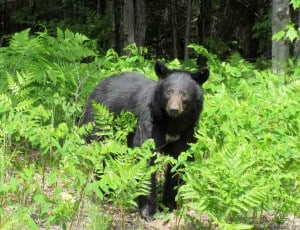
[[83, 60, 209, 219]]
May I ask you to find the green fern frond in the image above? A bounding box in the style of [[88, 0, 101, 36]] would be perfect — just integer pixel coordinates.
[[178, 145, 274, 228], [0, 93, 12, 113], [14, 99, 36, 112], [93, 102, 114, 138], [7, 73, 20, 95], [114, 111, 137, 142], [228, 185, 270, 215], [9, 28, 31, 49], [6, 71, 34, 96]]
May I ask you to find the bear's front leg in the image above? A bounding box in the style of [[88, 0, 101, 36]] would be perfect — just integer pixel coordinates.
[[138, 171, 157, 220], [162, 164, 180, 211], [161, 137, 192, 211]]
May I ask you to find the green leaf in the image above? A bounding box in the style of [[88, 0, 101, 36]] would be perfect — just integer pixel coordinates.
[[34, 193, 45, 204], [272, 30, 285, 41], [285, 24, 298, 42], [291, 0, 300, 9], [10, 28, 31, 48], [0, 93, 12, 113], [222, 223, 253, 230]]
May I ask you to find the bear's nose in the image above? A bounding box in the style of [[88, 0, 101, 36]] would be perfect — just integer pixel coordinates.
[[168, 109, 179, 117]]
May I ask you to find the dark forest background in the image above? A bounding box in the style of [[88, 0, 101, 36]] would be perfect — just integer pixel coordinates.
[[0, 0, 292, 61]]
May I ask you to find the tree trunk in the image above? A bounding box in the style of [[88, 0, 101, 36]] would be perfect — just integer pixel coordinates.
[[135, 0, 146, 47], [106, 0, 117, 50], [272, 0, 290, 74], [294, 9, 300, 60], [171, 0, 178, 58], [184, 0, 192, 59], [198, 0, 212, 45], [120, 0, 135, 54], [97, 0, 101, 15]]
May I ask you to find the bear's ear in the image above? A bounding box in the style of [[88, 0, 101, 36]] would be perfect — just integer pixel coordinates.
[[155, 60, 170, 79], [191, 67, 209, 85]]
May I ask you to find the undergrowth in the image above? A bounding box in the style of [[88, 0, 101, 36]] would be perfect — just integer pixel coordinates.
[[0, 29, 299, 229]]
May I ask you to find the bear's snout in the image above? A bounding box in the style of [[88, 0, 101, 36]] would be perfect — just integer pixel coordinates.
[[166, 95, 183, 117], [168, 108, 179, 117]]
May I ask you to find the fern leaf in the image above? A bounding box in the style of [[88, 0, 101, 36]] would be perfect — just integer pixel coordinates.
[[0, 94, 12, 113], [9, 28, 31, 48], [93, 102, 114, 138], [7, 72, 20, 95]]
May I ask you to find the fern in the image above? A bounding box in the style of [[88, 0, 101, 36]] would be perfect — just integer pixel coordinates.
[[55, 28, 96, 61], [0, 28, 100, 125], [97, 140, 155, 210], [0, 94, 12, 114], [177, 56, 300, 229], [2, 28, 96, 92], [114, 110, 137, 142], [92, 102, 137, 143], [178, 146, 272, 228], [229, 185, 270, 215], [81, 102, 155, 212], [93, 102, 114, 138]]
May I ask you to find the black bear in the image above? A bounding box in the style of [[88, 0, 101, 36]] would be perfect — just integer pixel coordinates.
[[83, 60, 209, 219]]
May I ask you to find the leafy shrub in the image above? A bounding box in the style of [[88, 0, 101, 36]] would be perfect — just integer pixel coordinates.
[[0, 28, 97, 126], [0, 29, 156, 229], [177, 45, 300, 229], [0, 31, 299, 229]]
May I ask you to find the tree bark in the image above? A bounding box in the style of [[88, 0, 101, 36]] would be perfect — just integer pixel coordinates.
[[198, 0, 212, 46], [272, 0, 290, 74], [294, 9, 300, 60], [120, 0, 135, 53], [106, 0, 117, 50], [171, 0, 178, 58], [97, 0, 101, 15], [135, 0, 146, 47], [184, 0, 192, 59]]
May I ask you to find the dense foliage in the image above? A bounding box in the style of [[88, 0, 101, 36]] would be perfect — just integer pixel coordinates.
[[0, 29, 299, 229]]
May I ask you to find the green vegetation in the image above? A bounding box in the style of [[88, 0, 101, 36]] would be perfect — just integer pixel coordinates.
[[0, 29, 299, 229]]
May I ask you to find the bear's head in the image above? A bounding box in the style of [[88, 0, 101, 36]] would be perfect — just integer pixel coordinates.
[[153, 60, 209, 118]]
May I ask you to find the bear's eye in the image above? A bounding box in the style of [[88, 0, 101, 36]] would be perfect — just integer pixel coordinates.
[[180, 90, 188, 99], [166, 89, 172, 96]]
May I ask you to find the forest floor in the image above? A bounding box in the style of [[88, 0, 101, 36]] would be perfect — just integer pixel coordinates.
[[94, 207, 300, 230], [64, 201, 212, 230], [78, 204, 300, 230], [28, 172, 300, 230], [42, 201, 300, 230]]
